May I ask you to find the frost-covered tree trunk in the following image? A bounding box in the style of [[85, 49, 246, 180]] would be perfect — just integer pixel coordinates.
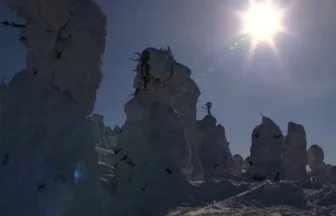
[[0, 0, 107, 215]]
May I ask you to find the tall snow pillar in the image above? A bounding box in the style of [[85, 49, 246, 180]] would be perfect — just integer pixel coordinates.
[[196, 113, 241, 178], [0, 0, 107, 215], [244, 116, 285, 181], [283, 122, 310, 183]]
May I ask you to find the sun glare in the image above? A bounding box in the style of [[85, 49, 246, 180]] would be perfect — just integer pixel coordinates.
[[239, 0, 285, 49]]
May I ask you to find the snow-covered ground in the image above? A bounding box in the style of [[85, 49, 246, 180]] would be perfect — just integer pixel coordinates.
[[168, 181, 336, 216]]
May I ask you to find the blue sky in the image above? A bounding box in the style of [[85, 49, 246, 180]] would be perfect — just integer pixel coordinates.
[[1, 0, 336, 163]]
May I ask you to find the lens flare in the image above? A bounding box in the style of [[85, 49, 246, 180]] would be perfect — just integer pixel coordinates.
[[238, 0, 288, 54], [73, 161, 87, 184]]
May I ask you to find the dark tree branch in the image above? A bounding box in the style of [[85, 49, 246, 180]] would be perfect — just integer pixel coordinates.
[[1, 21, 25, 28]]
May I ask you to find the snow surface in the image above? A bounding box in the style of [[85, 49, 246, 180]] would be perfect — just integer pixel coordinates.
[[2, 0, 336, 215]]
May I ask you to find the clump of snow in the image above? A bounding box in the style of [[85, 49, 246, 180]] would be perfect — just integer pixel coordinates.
[[283, 122, 310, 183], [0, 0, 107, 215], [196, 112, 241, 178], [243, 116, 285, 181]]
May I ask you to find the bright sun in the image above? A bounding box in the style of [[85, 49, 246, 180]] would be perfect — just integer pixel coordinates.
[[239, 0, 285, 49]]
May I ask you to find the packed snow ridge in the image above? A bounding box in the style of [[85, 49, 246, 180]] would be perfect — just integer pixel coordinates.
[[2, 0, 336, 215]]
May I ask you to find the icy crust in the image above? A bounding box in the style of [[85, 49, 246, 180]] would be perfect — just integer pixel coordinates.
[[5, 0, 107, 115], [0, 0, 107, 215], [196, 115, 241, 178], [283, 122, 310, 182], [244, 116, 285, 181]]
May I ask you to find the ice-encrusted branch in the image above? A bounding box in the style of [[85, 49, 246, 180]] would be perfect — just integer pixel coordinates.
[[1, 21, 25, 28], [201, 102, 212, 115]]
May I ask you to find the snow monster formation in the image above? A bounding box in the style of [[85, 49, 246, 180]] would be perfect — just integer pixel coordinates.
[[243, 115, 285, 181], [196, 108, 241, 178], [307, 144, 329, 184], [282, 122, 310, 183], [0, 0, 107, 215], [112, 47, 195, 208]]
